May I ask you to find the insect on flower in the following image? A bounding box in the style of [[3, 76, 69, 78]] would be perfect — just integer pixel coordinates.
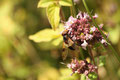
[[61, 29, 77, 60], [62, 29, 75, 51], [61, 11, 108, 51]]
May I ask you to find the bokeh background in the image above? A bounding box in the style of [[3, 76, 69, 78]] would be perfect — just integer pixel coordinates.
[[0, 0, 120, 80]]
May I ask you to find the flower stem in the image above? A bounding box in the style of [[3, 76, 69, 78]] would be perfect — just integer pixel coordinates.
[[71, 0, 76, 17], [79, 47, 84, 59], [82, 0, 120, 63], [88, 46, 96, 65], [70, 7, 74, 17], [60, 8, 66, 21], [88, 46, 100, 80]]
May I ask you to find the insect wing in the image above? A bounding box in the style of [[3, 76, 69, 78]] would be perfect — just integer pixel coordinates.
[[62, 42, 68, 60]]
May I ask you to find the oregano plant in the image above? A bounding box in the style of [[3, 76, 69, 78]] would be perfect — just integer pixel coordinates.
[[29, 0, 120, 80]]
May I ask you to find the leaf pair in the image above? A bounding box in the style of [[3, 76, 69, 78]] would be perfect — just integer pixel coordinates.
[[38, 0, 72, 30], [38, 0, 72, 8]]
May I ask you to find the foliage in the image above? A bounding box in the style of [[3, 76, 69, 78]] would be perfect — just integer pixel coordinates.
[[29, 24, 64, 47], [38, 0, 72, 30], [46, 3, 60, 30], [0, 0, 120, 80]]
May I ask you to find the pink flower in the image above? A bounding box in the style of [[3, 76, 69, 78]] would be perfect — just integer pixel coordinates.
[[93, 13, 98, 19], [101, 39, 107, 44], [67, 59, 97, 79], [77, 12, 89, 19], [90, 26, 96, 32], [85, 34, 93, 40], [99, 24, 104, 28], [64, 16, 77, 29], [81, 40, 88, 50], [67, 64, 72, 69], [62, 11, 108, 50]]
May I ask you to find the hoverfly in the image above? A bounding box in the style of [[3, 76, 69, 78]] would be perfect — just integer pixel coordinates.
[[61, 29, 76, 60], [62, 29, 75, 50]]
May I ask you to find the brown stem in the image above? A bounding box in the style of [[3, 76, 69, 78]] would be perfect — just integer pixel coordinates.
[[88, 45, 96, 65], [88, 45, 100, 80], [70, 7, 74, 17], [60, 8, 66, 22], [72, 0, 76, 17]]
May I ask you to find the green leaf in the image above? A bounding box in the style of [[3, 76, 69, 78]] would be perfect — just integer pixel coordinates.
[[29, 29, 61, 43], [38, 41, 60, 50], [29, 24, 64, 44], [37, 0, 55, 8], [59, 68, 80, 80], [52, 37, 62, 46], [88, 72, 97, 80], [81, 74, 86, 80], [99, 56, 106, 67], [46, 3, 60, 30], [59, 0, 72, 6], [38, 0, 72, 8]]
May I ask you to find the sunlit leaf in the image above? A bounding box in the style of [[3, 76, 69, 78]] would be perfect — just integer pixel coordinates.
[[38, 41, 60, 50], [29, 29, 61, 43], [29, 24, 64, 44], [37, 0, 55, 8], [29, 24, 64, 50], [37, 0, 72, 8], [46, 3, 60, 30], [59, 68, 80, 80], [81, 74, 86, 80], [59, 0, 72, 6], [52, 37, 63, 46]]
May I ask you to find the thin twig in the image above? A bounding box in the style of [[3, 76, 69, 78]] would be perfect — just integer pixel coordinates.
[[88, 46, 96, 65], [79, 47, 85, 59], [88, 45, 100, 80], [71, 0, 76, 17], [60, 8, 66, 21]]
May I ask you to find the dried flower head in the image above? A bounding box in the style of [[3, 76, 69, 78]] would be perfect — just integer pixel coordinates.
[[62, 11, 107, 50], [67, 59, 97, 79]]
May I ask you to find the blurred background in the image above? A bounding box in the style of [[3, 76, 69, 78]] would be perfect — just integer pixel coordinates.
[[0, 0, 120, 80]]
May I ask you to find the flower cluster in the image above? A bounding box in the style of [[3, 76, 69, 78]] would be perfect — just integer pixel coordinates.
[[62, 12, 107, 50], [67, 59, 97, 79]]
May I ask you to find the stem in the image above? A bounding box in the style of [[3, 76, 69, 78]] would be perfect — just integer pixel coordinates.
[[71, 0, 76, 17], [79, 47, 84, 59], [88, 46, 96, 65], [88, 46, 100, 80], [70, 7, 74, 17], [82, 0, 120, 63], [60, 8, 66, 21]]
